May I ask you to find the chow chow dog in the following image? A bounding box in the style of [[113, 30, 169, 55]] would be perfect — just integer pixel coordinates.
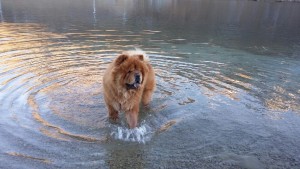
[[103, 50, 155, 128]]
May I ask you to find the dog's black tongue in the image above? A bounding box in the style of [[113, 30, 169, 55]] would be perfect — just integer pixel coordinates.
[[126, 83, 140, 90]]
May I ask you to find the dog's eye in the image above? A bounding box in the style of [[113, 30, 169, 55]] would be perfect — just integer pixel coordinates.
[[128, 71, 132, 74]]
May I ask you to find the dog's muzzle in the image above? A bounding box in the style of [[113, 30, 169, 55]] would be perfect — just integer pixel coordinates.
[[126, 74, 141, 90]]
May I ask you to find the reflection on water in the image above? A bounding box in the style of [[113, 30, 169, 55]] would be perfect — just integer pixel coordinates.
[[6, 152, 51, 164], [0, 0, 300, 168], [1, 0, 300, 57]]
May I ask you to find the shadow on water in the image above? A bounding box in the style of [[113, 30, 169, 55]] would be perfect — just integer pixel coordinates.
[[0, 0, 300, 168]]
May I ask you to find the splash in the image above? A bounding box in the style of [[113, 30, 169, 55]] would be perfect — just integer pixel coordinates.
[[110, 123, 152, 143]]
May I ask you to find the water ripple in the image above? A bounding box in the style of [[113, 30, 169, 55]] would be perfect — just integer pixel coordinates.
[[0, 21, 300, 168]]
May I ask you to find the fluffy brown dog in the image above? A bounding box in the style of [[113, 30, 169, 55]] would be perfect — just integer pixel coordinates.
[[103, 51, 156, 128]]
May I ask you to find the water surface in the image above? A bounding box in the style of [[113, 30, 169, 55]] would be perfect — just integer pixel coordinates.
[[0, 0, 300, 168]]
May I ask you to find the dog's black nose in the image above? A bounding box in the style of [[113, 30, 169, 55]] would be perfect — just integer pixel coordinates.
[[135, 74, 141, 83]]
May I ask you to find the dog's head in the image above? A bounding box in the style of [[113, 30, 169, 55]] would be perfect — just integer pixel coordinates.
[[113, 52, 149, 90]]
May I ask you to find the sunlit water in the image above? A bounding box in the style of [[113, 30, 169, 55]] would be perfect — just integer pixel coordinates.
[[0, 0, 300, 168]]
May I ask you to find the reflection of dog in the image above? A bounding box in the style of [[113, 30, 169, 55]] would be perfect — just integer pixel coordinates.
[[103, 51, 156, 128]]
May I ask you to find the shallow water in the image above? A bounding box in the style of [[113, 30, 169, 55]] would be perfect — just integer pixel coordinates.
[[0, 0, 300, 168]]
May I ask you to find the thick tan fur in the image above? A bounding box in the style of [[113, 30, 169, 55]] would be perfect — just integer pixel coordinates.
[[103, 51, 156, 128]]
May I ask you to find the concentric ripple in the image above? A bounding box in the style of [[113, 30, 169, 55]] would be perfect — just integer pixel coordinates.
[[0, 23, 183, 145], [1, 22, 300, 144], [0, 23, 109, 143]]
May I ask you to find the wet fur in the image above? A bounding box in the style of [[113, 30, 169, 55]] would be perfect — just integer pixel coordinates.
[[103, 51, 156, 128]]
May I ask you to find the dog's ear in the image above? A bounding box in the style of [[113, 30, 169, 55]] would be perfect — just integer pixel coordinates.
[[137, 54, 144, 61], [115, 54, 128, 66]]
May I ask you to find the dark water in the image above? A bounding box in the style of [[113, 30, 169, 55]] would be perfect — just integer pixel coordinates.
[[0, 0, 300, 168]]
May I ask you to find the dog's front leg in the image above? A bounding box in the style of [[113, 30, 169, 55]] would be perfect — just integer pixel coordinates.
[[125, 105, 139, 128]]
